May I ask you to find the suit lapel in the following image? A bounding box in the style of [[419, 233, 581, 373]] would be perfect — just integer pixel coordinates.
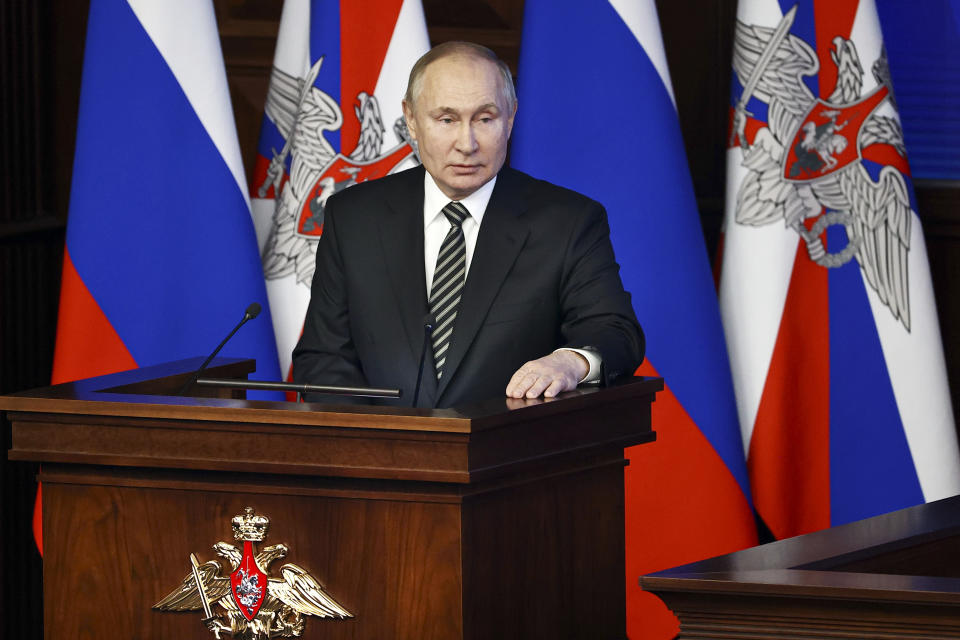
[[437, 170, 530, 399], [377, 166, 429, 370]]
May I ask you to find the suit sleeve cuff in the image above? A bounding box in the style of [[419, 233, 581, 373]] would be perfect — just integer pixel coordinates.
[[555, 347, 602, 384]]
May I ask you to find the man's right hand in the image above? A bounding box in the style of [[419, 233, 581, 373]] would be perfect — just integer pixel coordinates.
[[505, 350, 588, 399]]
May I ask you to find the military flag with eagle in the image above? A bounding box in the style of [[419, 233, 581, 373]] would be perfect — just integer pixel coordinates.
[[249, 0, 429, 380], [719, 0, 960, 541]]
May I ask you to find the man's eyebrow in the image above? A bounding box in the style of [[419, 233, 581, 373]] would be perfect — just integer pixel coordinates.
[[429, 104, 502, 116], [475, 103, 501, 113]]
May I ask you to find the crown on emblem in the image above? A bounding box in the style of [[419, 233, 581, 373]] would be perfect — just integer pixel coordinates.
[[232, 507, 270, 542]]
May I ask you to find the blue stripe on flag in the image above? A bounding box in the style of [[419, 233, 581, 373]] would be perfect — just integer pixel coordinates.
[[828, 224, 923, 526], [512, 0, 750, 497], [67, 0, 279, 380], [311, 0, 341, 153], [729, 76, 771, 124], [779, 0, 820, 97], [256, 115, 287, 170]]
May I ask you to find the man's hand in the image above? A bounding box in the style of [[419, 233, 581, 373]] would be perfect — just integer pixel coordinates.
[[505, 350, 589, 399]]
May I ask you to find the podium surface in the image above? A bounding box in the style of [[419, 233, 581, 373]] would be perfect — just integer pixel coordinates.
[[642, 494, 960, 639], [3, 358, 661, 639]]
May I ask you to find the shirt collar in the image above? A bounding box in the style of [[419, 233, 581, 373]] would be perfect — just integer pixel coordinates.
[[423, 171, 497, 228]]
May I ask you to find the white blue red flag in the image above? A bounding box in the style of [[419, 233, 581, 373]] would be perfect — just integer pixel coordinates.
[[44, 0, 282, 554], [720, 0, 960, 540], [53, 0, 280, 389], [249, 0, 429, 378], [511, 1, 758, 637]]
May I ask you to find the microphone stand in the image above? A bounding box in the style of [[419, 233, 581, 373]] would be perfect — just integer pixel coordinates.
[[412, 317, 434, 407], [178, 304, 260, 396]]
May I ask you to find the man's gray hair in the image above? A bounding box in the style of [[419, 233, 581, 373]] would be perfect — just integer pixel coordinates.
[[404, 41, 517, 112]]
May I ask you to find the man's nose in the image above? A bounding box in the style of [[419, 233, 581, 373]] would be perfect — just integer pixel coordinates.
[[454, 122, 478, 153]]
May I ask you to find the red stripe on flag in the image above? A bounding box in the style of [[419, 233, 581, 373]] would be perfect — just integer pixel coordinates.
[[339, 0, 404, 157], [748, 240, 831, 539], [32, 483, 43, 556], [862, 143, 911, 177], [627, 361, 757, 640], [52, 248, 138, 384], [40, 249, 139, 556], [813, 0, 859, 99]]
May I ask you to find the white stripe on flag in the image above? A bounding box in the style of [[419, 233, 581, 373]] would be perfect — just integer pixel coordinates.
[[607, 0, 675, 106], [128, 0, 249, 207], [867, 219, 960, 501], [272, 0, 311, 78], [718, 152, 797, 450], [737, 0, 784, 25], [375, 0, 430, 124]]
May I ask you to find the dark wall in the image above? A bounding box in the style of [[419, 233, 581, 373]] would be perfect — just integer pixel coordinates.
[[2, 1, 959, 638]]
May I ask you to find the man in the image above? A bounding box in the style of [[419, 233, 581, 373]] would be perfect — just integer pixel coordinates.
[[293, 42, 643, 408]]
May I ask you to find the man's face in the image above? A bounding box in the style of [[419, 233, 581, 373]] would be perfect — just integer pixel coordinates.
[[403, 55, 516, 201]]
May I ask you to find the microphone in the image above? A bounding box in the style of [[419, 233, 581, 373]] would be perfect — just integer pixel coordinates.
[[178, 303, 261, 396], [412, 314, 435, 407]]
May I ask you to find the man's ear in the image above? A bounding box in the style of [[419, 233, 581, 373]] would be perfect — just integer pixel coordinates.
[[506, 100, 518, 138], [402, 100, 418, 141]]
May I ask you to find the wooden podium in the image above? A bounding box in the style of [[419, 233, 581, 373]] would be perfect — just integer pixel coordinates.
[[642, 494, 960, 638], [3, 358, 661, 639]]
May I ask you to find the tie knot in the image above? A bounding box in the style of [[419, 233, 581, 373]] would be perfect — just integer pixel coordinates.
[[442, 201, 469, 227]]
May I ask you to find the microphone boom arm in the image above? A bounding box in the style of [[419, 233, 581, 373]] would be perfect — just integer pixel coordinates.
[[178, 303, 261, 396], [195, 377, 401, 399]]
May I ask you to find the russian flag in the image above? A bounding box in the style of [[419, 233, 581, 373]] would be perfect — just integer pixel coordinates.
[[249, 0, 429, 379], [52, 0, 280, 386], [44, 0, 282, 555], [720, 0, 960, 541], [511, 1, 758, 637]]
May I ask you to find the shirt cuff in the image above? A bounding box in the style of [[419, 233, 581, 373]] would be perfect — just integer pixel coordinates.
[[555, 347, 602, 384]]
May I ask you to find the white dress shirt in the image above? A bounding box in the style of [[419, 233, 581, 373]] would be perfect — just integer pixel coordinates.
[[422, 172, 494, 293], [420, 172, 600, 383]]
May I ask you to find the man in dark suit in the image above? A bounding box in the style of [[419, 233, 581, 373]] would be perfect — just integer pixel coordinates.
[[293, 42, 643, 408]]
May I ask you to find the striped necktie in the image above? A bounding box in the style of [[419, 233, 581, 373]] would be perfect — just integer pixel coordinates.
[[429, 201, 469, 380]]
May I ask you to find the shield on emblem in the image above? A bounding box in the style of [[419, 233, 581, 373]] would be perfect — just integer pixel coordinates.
[[296, 143, 417, 238], [230, 540, 268, 621], [783, 87, 889, 182]]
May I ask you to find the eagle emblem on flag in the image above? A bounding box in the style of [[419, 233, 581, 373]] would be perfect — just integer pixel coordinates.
[[731, 5, 913, 330], [153, 508, 352, 638], [257, 57, 419, 288]]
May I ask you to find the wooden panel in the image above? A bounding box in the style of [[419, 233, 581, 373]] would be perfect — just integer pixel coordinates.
[[665, 589, 960, 639], [656, 0, 738, 245], [42, 475, 463, 639], [4, 360, 661, 485], [463, 461, 627, 639], [642, 496, 960, 639], [5, 363, 656, 639], [213, 0, 282, 185], [917, 183, 960, 420]]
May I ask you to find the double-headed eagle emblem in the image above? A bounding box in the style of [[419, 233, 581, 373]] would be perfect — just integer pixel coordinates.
[[154, 508, 351, 638], [731, 5, 913, 330], [257, 57, 419, 288]]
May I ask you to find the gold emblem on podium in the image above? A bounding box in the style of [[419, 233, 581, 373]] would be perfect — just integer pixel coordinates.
[[154, 507, 352, 638]]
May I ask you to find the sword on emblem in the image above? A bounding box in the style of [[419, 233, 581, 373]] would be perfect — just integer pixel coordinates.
[[191, 553, 222, 639], [731, 5, 798, 148]]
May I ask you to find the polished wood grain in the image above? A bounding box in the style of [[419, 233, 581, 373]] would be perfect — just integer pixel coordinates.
[[641, 495, 960, 638], [4, 359, 661, 639]]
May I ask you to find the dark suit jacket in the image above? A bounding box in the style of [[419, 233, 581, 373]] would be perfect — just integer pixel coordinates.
[[292, 165, 644, 408]]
